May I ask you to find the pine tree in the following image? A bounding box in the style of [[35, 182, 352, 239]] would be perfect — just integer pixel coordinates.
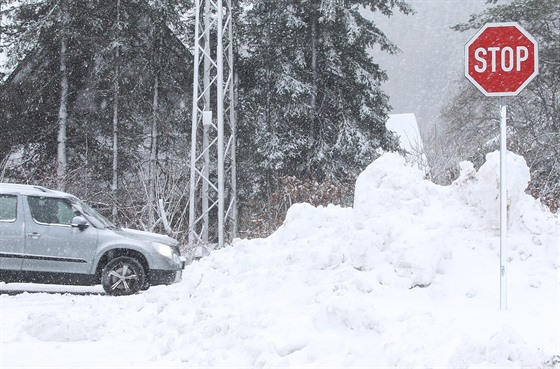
[[1, 0, 93, 190], [1, 0, 193, 234], [237, 0, 412, 199]]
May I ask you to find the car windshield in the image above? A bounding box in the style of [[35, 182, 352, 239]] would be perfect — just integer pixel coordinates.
[[72, 199, 116, 230]]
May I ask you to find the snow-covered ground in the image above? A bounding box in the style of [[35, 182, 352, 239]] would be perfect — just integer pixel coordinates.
[[1, 152, 558, 368]]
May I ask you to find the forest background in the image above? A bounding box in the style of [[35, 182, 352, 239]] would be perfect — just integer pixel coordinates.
[[1, 0, 558, 253]]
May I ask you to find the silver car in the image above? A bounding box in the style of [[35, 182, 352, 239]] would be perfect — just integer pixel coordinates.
[[0, 183, 185, 295]]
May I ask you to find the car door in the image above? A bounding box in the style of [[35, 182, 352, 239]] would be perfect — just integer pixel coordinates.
[[0, 194, 24, 271], [22, 195, 98, 275]]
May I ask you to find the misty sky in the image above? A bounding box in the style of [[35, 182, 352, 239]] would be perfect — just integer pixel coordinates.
[[371, 0, 498, 134]]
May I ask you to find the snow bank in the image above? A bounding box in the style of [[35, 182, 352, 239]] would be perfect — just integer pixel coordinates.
[[1, 151, 558, 368]]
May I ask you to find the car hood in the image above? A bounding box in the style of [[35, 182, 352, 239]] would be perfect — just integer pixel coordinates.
[[117, 228, 178, 247]]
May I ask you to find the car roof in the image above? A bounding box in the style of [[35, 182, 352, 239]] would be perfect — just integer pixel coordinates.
[[0, 183, 71, 198]]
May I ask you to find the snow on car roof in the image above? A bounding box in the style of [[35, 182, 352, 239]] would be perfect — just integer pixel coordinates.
[[0, 183, 70, 197]]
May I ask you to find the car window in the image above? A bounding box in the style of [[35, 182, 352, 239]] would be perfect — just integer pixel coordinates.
[[0, 195, 17, 222], [73, 199, 116, 229], [27, 196, 76, 225]]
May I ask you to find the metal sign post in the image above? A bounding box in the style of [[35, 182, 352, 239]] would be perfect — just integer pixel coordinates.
[[499, 104, 507, 311], [465, 22, 538, 310]]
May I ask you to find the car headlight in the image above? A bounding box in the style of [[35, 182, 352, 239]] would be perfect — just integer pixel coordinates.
[[153, 242, 174, 258]]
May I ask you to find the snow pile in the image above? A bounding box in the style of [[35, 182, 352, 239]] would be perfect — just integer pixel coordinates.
[[1, 151, 558, 368]]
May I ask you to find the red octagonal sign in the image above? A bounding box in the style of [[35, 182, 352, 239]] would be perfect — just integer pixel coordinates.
[[465, 22, 538, 96]]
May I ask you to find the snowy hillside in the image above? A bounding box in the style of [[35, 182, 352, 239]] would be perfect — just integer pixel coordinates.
[[1, 152, 558, 368]]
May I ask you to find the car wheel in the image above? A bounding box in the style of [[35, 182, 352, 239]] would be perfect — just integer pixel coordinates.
[[101, 256, 146, 296]]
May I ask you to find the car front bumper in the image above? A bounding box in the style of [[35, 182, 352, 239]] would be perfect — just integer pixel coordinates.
[[149, 269, 182, 285]]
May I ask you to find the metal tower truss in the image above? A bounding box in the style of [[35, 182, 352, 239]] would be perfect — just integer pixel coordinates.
[[188, 0, 236, 255]]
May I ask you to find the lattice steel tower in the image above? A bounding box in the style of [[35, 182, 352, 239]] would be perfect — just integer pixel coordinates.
[[188, 0, 236, 254]]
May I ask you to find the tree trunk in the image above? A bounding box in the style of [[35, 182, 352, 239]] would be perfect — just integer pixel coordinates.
[[148, 72, 159, 229], [308, 1, 319, 174], [57, 2, 69, 191], [112, 0, 121, 222], [148, 21, 161, 230], [310, 12, 318, 116]]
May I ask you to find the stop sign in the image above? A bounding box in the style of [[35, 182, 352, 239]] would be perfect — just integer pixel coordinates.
[[465, 22, 538, 96]]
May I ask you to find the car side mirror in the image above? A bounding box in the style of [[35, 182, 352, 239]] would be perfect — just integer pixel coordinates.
[[71, 216, 89, 231]]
